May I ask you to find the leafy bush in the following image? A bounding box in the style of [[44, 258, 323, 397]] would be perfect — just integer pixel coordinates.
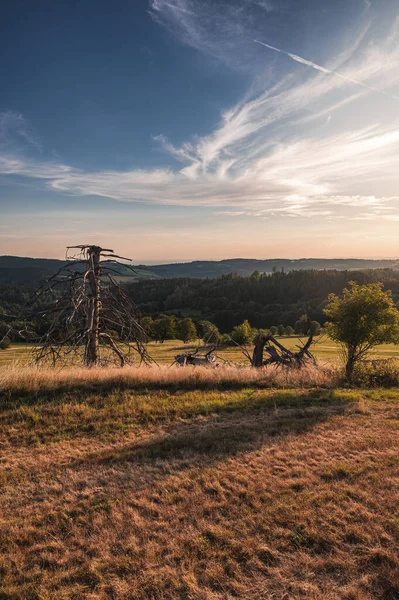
[[219, 333, 231, 346], [231, 320, 253, 345], [325, 282, 399, 380], [0, 336, 11, 350], [199, 320, 220, 343], [351, 360, 399, 387]]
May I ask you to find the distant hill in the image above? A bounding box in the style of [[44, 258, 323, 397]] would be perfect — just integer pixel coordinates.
[[148, 258, 399, 279], [1, 255, 399, 285], [0, 256, 69, 285], [0, 256, 158, 285]]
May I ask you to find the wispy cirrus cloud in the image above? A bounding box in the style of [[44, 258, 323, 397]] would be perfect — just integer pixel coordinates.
[[0, 111, 42, 153], [1, 2, 399, 223], [148, 0, 373, 73], [254, 40, 399, 101]]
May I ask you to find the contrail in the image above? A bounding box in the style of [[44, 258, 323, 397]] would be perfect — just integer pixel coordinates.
[[254, 39, 399, 101]]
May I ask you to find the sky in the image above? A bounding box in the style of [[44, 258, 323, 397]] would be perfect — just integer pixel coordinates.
[[1, 0, 399, 262]]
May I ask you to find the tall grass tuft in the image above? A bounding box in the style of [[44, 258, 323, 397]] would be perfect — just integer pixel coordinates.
[[0, 362, 338, 395]]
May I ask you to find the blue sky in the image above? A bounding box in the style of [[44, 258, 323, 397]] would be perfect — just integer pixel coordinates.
[[1, 0, 399, 261]]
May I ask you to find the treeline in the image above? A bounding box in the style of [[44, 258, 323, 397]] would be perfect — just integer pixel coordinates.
[[2, 268, 399, 341], [0, 285, 63, 346], [126, 268, 399, 332], [141, 314, 321, 345]]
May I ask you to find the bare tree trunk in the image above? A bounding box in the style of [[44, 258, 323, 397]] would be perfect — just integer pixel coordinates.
[[84, 246, 101, 366], [345, 350, 355, 382], [252, 335, 266, 367]]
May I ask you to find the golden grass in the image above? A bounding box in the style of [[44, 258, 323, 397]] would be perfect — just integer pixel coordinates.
[[0, 362, 338, 396], [3, 336, 399, 367], [0, 368, 398, 599]]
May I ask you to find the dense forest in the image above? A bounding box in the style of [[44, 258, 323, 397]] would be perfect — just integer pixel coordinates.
[[125, 268, 399, 332], [3, 268, 399, 338]]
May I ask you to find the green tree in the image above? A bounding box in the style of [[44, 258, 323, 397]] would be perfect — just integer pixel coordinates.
[[219, 333, 231, 345], [141, 316, 154, 339], [257, 328, 270, 337], [0, 321, 9, 337], [0, 336, 10, 350], [277, 324, 284, 336], [199, 320, 220, 343], [324, 282, 399, 380], [284, 325, 294, 336], [231, 320, 253, 345], [310, 320, 321, 335], [294, 314, 310, 335], [176, 317, 197, 344], [151, 315, 176, 343], [270, 326, 278, 336]]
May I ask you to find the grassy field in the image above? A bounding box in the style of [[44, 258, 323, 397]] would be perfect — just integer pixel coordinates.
[[2, 336, 399, 367], [0, 364, 398, 599]]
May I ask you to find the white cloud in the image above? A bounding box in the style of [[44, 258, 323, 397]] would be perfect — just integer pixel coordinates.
[[254, 40, 399, 101], [148, 0, 280, 71], [1, 4, 399, 224]]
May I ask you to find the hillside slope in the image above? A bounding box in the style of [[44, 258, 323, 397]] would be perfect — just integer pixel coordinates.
[[149, 257, 399, 278], [0, 256, 158, 285], [2, 255, 399, 285]]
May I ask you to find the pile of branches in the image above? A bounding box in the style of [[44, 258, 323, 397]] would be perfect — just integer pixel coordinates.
[[172, 345, 217, 367], [229, 323, 316, 369], [171, 327, 317, 370], [251, 330, 315, 368], [170, 330, 235, 368]]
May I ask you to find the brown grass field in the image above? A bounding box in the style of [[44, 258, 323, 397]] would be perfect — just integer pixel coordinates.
[[0, 358, 398, 599]]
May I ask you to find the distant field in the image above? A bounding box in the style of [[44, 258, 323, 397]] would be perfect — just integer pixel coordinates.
[[2, 336, 399, 367]]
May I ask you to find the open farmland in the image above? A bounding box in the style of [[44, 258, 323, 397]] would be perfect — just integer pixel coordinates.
[[0, 365, 398, 599], [2, 337, 399, 367]]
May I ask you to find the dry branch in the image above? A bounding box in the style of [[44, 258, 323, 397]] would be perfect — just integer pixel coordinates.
[[252, 326, 315, 368]]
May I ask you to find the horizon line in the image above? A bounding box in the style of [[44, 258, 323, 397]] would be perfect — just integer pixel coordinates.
[[2, 254, 399, 265]]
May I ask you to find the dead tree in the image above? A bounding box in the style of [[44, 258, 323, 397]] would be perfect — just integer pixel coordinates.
[[252, 330, 315, 368], [85, 245, 101, 366], [8, 245, 155, 368]]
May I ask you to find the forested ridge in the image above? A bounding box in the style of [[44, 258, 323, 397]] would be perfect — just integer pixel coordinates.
[[3, 268, 399, 336], [126, 268, 399, 332], [3, 255, 399, 285]]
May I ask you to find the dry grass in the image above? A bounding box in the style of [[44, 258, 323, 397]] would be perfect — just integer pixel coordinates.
[[0, 362, 338, 396], [3, 337, 399, 367], [0, 370, 398, 599]]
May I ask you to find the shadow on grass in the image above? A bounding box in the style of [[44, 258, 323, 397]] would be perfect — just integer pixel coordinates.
[[1, 389, 356, 449], [0, 377, 337, 412], [0, 381, 251, 410], [73, 390, 354, 470]]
